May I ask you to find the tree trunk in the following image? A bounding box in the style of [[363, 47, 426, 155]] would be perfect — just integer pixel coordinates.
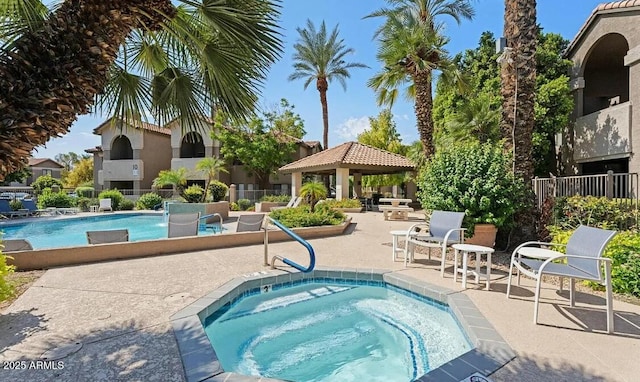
[[0, 0, 176, 179], [317, 77, 329, 150], [501, 0, 538, 242], [413, 70, 435, 159]]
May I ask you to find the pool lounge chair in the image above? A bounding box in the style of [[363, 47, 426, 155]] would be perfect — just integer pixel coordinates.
[[87, 229, 130, 244], [99, 198, 113, 212], [1, 239, 33, 252], [21, 199, 49, 217], [168, 212, 200, 238], [507, 225, 617, 333], [404, 210, 466, 275], [236, 214, 266, 232], [0, 199, 29, 218], [271, 196, 302, 211]]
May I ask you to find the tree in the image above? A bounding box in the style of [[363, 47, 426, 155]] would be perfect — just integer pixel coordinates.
[[289, 19, 367, 150], [64, 157, 93, 188], [440, 93, 500, 146], [0, 168, 31, 186], [31, 174, 63, 194], [153, 168, 188, 198], [0, 0, 282, 179], [367, 0, 475, 159], [54, 152, 88, 172], [195, 157, 228, 202], [264, 99, 306, 139], [299, 181, 327, 211]]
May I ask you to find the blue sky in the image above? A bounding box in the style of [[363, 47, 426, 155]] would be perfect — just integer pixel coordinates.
[[33, 0, 604, 159]]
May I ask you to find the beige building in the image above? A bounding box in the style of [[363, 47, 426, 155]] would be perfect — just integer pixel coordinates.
[[25, 158, 64, 185], [563, 1, 640, 176]]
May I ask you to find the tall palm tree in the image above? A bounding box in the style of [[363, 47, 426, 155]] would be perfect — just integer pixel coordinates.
[[195, 157, 228, 202], [442, 93, 500, 145], [0, 0, 282, 179], [289, 19, 367, 150], [367, 0, 475, 159]]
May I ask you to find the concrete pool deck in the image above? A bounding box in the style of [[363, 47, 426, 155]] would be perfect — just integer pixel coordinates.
[[0, 210, 638, 381]]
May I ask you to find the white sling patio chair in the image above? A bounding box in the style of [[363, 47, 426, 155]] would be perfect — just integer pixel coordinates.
[[87, 229, 130, 244], [1, 239, 33, 252], [236, 214, 265, 232], [168, 212, 200, 238], [404, 210, 466, 275], [98, 198, 113, 212], [271, 196, 302, 211], [507, 225, 617, 333]]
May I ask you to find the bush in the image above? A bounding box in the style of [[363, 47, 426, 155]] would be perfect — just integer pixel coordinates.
[[549, 227, 640, 297], [98, 189, 125, 211], [417, 141, 527, 235], [183, 185, 205, 203], [269, 206, 345, 228], [551, 195, 638, 231], [230, 202, 239, 211], [137, 193, 163, 210], [237, 198, 252, 211], [208, 181, 228, 202], [31, 175, 63, 194], [260, 194, 291, 203], [9, 200, 22, 210], [119, 199, 135, 211], [76, 197, 98, 212], [75, 186, 94, 198], [0, 243, 15, 302], [322, 199, 362, 209], [37, 188, 75, 208]]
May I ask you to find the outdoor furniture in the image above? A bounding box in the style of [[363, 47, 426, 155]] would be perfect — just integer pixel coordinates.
[[404, 211, 466, 275], [506, 225, 617, 333], [0, 199, 29, 218], [453, 244, 495, 290], [379, 198, 414, 220], [87, 229, 130, 244], [271, 196, 302, 211], [168, 212, 200, 238], [21, 199, 48, 217], [2, 239, 33, 252], [390, 230, 409, 262], [89, 205, 99, 213], [236, 214, 265, 232], [99, 198, 113, 212]]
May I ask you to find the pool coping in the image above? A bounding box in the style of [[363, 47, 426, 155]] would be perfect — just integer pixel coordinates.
[[170, 267, 515, 382]]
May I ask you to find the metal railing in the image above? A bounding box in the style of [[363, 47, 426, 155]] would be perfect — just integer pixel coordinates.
[[235, 189, 287, 204], [264, 216, 315, 273], [532, 171, 638, 209]]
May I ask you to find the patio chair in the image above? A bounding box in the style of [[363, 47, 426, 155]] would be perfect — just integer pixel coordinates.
[[404, 211, 466, 275], [506, 225, 617, 333], [271, 196, 302, 211], [21, 199, 48, 217], [236, 213, 265, 232], [1, 239, 33, 252], [98, 198, 113, 212], [168, 212, 200, 238], [87, 229, 130, 244], [0, 199, 28, 218]]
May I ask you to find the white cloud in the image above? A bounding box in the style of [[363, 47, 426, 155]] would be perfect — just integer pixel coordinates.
[[335, 116, 370, 140]]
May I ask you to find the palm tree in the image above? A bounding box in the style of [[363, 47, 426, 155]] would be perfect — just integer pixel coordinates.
[[153, 168, 189, 199], [195, 157, 228, 202], [299, 181, 327, 212], [442, 93, 500, 145], [0, 0, 282, 179], [289, 19, 367, 150], [367, 0, 475, 159]]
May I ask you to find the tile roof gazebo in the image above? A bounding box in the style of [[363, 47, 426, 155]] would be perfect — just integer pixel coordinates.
[[279, 141, 416, 200]]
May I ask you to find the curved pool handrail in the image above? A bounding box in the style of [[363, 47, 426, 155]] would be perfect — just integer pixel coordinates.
[[199, 213, 223, 232], [265, 216, 315, 273]]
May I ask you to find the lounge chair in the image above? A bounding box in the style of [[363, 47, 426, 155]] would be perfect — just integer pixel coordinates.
[[21, 199, 48, 217], [1, 239, 33, 252], [236, 214, 265, 232], [0, 199, 28, 218], [507, 225, 617, 333], [87, 229, 130, 244], [168, 212, 200, 238], [404, 211, 466, 275], [99, 198, 113, 212], [271, 196, 302, 211]]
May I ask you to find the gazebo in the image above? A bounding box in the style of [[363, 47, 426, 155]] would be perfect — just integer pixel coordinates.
[[279, 141, 416, 200]]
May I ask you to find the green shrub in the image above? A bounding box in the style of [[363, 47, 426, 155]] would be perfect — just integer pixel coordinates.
[[417, 141, 527, 235], [136, 193, 163, 210], [183, 185, 205, 203], [9, 200, 22, 210], [237, 198, 252, 211], [37, 188, 75, 208], [208, 181, 228, 202], [0, 242, 15, 301], [300, 181, 328, 211], [76, 197, 97, 212], [98, 189, 125, 211], [75, 186, 94, 198], [119, 199, 135, 211], [269, 205, 345, 228], [551, 195, 637, 231], [230, 202, 239, 211], [323, 198, 362, 209], [549, 227, 640, 297], [260, 194, 291, 203], [31, 175, 63, 194]]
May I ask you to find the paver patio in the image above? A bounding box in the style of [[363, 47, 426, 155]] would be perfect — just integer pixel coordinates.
[[0, 211, 638, 381]]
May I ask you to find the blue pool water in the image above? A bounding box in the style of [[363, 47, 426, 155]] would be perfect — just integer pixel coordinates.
[[0, 213, 220, 249], [204, 282, 471, 382]]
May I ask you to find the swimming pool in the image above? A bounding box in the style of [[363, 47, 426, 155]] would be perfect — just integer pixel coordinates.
[[0, 213, 220, 249], [204, 281, 471, 381]]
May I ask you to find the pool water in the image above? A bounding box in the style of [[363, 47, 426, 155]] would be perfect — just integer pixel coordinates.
[[204, 283, 471, 382], [0, 213, 221, 249]]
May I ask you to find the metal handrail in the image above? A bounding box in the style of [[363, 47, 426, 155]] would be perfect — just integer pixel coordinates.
[[199, 213, 223, 232], [264, 216, 315, 273]]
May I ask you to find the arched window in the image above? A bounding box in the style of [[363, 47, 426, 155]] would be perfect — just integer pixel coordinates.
[[111, 135, 133, 160], [180, 132, 205, 158]]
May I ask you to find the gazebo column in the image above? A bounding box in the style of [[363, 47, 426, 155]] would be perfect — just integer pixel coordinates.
[[335, 168, 350, 200], [291, 172, 302, 196], [353, 172, 362, 197]]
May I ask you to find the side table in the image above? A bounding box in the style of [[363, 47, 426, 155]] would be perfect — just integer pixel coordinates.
[[453, 244, 495, 290], [390, 230, 408, 263], [90, 205, 99, 213]]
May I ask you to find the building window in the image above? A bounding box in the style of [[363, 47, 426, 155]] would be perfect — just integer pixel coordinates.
[[43, 169, 52, 176], [180, 132, 205, 158]]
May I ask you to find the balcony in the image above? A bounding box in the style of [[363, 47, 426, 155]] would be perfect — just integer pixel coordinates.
[[574, 102, 632, 161], [102, 159, 144, 181]]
